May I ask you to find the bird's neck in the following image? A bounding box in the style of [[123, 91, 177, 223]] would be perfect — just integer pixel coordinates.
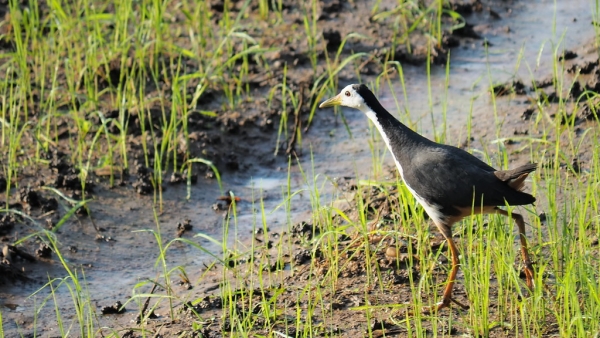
[[361, 105, 430, 149], [361, 104, 432, 179]]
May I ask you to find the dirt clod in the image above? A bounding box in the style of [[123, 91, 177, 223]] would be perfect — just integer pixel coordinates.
[[19, 187, 41, 208], [559, 50, 578, 61], [197, 296, 223, 311], [177, 219, 193, 237], [40, 198, 58, 213], [169, 172, 184, 184], [578, 98, 600, 120], [568, 60, 598, 74], [452, 23, 481, 39], [571, 158, 582, 174], [293, 249, 311, 265], [449, 0, 483, 15], [291, 221, 313, 239], [35, 243, 52, 258], [133, 163, 153, 195], [0, 214, 17, 236], [323, 30, 342, 51], [101, 301, 126, 315], [321, 0, 341, 14]]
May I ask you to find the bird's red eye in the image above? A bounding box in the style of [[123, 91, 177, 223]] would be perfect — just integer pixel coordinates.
[[345, 91, 351, 97]]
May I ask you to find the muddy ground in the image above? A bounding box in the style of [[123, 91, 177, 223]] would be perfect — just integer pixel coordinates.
[[1, 0, 599, 336]]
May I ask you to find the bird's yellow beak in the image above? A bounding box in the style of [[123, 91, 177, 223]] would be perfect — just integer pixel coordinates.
[[319, 93, 342, 108]]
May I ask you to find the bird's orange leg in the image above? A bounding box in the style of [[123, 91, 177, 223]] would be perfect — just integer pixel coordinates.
[[496, 208, 535, 290], [421, 221, 470, 314], [434, 236, 470, 311]]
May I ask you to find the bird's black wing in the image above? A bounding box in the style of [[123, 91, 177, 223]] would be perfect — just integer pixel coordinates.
[[402, 146, 534, 213]]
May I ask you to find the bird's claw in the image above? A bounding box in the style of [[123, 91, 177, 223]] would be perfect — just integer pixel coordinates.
[[419, 297, 470, 315], [450, 297, 470, 310]]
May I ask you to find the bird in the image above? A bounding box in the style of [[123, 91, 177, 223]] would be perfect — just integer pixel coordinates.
[[319, 84, 537, 312]]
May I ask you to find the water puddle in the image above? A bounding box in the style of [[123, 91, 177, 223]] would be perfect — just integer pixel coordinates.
[[376, 0, 594, 137], [1, 0, 596, 335]]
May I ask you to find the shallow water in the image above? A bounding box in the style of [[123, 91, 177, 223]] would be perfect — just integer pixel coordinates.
[[1, 0, 596, 335], [379, 0, 594, 136]]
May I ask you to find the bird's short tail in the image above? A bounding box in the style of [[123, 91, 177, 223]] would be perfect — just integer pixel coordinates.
[[494, 163, 537, 191]]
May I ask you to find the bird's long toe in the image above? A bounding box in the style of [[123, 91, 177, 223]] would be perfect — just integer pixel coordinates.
[[449, 297, 470, 310], [419, 296, 469, 315]]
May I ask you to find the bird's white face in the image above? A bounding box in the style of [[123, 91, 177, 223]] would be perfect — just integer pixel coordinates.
[[319, 85, 367, 111]]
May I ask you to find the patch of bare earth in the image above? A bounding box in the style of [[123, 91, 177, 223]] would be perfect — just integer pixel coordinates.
[[2, 0, 599, 336]]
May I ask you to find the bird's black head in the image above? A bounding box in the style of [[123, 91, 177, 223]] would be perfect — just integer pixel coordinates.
[[351, 84, 380, 110], [319, 84, 383, 113]]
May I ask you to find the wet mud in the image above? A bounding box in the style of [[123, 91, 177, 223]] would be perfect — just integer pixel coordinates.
[[1, 0, 599, 336]]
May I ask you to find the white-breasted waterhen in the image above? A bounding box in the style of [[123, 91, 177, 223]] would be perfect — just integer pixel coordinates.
[[319, 84, 537, 312]]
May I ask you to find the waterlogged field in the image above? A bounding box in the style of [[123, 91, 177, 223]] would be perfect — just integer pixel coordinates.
[[0, 0, 599, 337]]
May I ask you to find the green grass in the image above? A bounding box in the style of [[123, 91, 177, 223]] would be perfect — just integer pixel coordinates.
[[2, 0, 600, 337], [215, 59, 599, 337], [0, 0, 448, 206], [178, 83, 599, 335]]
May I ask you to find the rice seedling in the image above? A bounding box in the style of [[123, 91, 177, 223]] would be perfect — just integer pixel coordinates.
[[2, 0, 599, 337]]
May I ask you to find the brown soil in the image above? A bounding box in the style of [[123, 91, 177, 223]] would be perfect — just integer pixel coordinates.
[[1, 0, 599, 336]]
